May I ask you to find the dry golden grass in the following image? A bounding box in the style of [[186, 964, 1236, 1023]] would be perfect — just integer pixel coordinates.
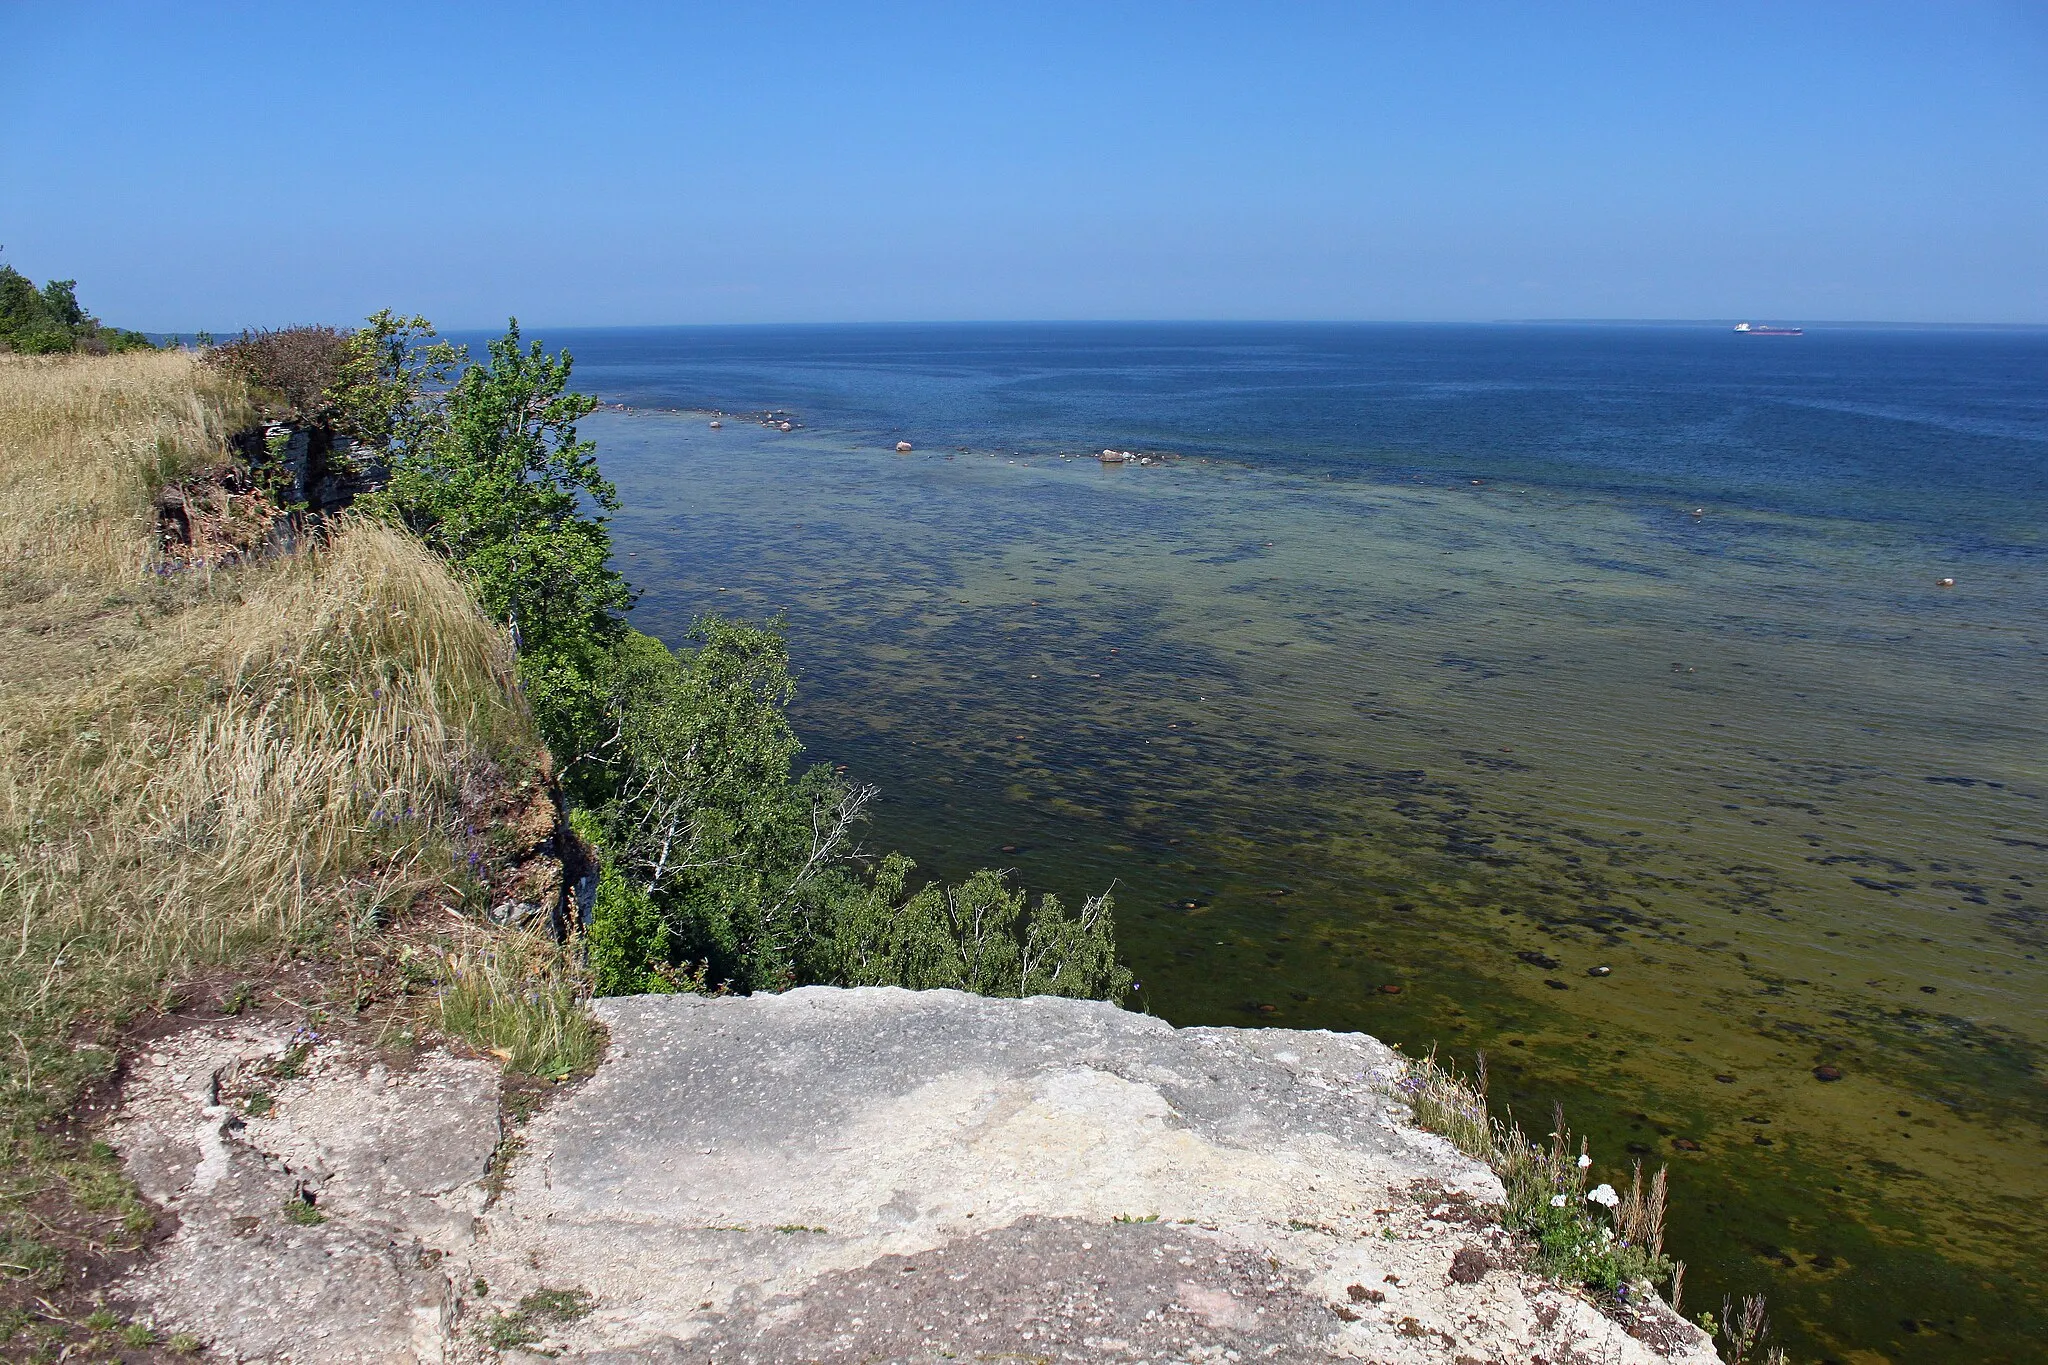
[[2, 520, 539, 987], [1, 350, 538, 1006], [0, 349, 248, 586], [0, 351, 555, 1190]]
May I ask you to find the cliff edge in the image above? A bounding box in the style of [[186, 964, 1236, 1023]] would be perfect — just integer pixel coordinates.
[[115, 987, 1715, 1363]]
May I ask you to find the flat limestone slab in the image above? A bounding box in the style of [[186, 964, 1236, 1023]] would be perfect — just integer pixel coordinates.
[[111, 1024, 502, 1363], [472, 987, 1715, 1363]]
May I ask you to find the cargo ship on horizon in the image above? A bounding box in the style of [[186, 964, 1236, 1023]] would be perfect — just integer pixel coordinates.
[[1734, 321, 1804, 335]]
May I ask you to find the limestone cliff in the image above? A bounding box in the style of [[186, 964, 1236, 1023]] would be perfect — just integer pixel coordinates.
[[113, 988, 1717, 1363]]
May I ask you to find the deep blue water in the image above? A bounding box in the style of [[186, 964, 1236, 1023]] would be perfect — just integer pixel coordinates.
[[532, 322, 2048, 550]]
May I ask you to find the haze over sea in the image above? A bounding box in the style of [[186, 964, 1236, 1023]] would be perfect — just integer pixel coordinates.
[[541, 321, 2046, 1364]]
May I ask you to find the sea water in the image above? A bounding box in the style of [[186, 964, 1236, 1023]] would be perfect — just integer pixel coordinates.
[[539, 322, 2045, 1364]]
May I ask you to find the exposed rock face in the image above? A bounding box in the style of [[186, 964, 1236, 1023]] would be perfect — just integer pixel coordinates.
[[454, 757, 589, 936], [113, 989, 1716, 1363], [154, 470, 283, 569], [158, 422, 389, 569], [112, 1025, 501, 1362], [229, 422, 391, 515]]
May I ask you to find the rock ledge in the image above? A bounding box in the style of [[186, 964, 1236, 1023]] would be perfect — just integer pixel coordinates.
[[115, 987, 1716, 1363]]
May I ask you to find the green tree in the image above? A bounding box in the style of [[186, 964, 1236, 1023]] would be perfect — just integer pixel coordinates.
[[0, 258, 152, 354], [581, 620, 874, 991], [350, 315, 1134, 1005], [328, 310, 460, 453], [574, 618, 1131, 1001], [374, 319, 630, 757], [0, 265, 79, 353], [808, 859, 1132, 1000], [38, 279, 85, 330]]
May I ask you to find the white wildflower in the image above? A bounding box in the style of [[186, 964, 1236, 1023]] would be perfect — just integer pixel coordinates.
[[1550, 1194, 1568, 1208], [1587, 1183, 1620, 1208], [1577, 1154, 1592, 1169]]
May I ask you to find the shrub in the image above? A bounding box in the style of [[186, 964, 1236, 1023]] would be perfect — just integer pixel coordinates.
[[1398, 1052, 1675, 1296], [584, 861, 677, 997], [203, 311, 457, 448], [206, 325, 353, 426]]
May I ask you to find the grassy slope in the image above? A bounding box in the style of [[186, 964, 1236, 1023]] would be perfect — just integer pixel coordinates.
[[0, 352, 596, 1350]]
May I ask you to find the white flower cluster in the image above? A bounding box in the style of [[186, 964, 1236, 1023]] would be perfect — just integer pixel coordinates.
[[1587, 1183, 1620, 1208]]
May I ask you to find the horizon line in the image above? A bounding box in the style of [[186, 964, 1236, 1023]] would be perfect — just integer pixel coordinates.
[[147, 316, 2048, 337], [312, 317, 2048, 333]]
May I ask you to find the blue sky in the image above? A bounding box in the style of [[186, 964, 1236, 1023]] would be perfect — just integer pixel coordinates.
[[4, 2, 2044, 328]]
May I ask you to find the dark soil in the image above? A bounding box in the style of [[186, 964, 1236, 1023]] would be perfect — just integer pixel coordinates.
[[678, 1216, 1346, 1363]]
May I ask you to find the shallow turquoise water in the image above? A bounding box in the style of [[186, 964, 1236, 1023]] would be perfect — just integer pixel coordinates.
[[562, 324, 2046, 1364]]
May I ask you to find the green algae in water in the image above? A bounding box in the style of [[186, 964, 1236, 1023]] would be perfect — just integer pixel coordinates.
[[598, 413, 2048, 1365]]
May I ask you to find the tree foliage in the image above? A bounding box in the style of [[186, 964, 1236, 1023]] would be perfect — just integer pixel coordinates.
[[585, 862, 677, 997], [808, 857, 1133, 1000], [0, 258, 151, 355], [578, 620, 873, 991], [328, 311, 458, 453], [572, 618, 1130, 999], [337, 313, 1131, 1004], [370, 319, 631, 760]]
